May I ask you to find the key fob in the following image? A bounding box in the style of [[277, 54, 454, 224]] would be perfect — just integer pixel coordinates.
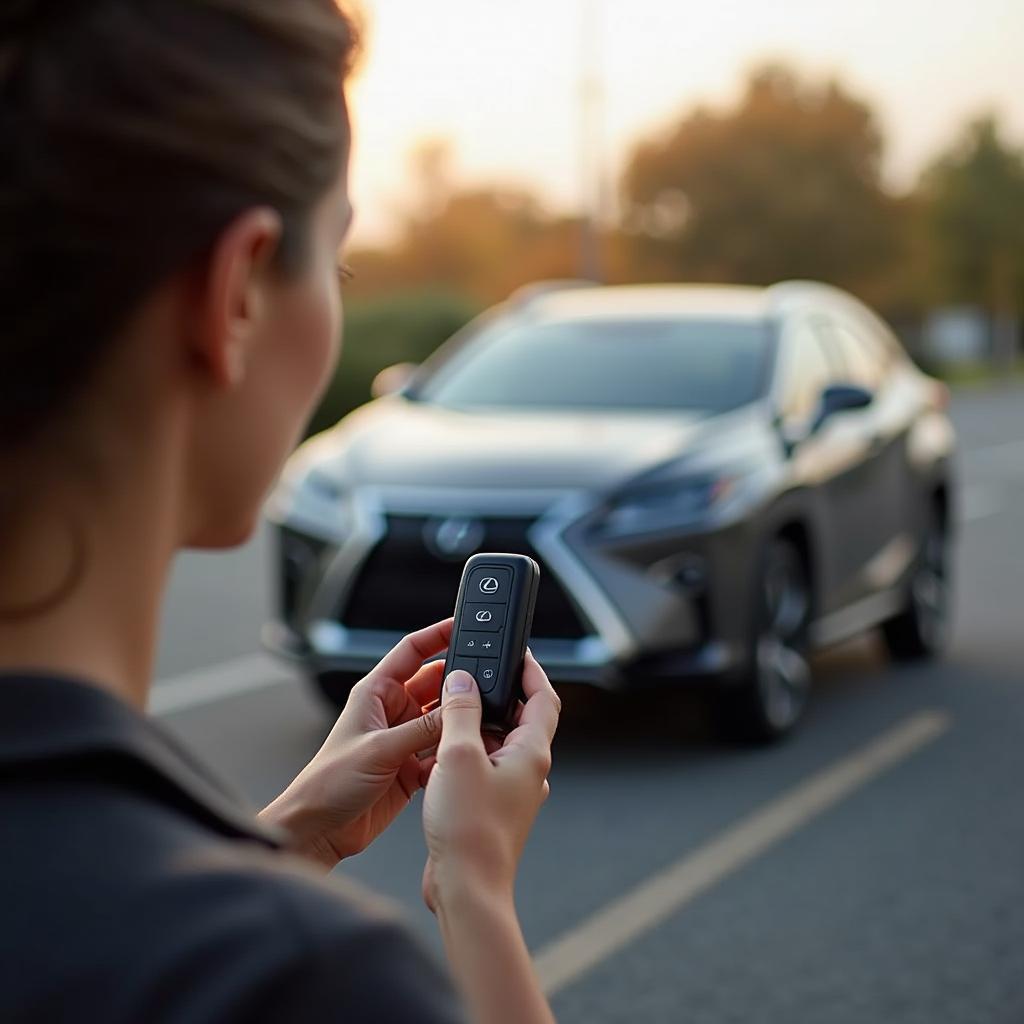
[[444, 552, 540, 730]]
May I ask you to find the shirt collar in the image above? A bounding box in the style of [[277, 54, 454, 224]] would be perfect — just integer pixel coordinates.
[[0, 672, 285, 849]]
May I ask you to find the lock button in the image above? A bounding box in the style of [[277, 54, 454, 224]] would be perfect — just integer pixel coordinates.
[[466, 567, 512, 603]]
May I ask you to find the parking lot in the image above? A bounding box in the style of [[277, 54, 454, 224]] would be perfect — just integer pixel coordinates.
[[154, 383, 1024, 1023]]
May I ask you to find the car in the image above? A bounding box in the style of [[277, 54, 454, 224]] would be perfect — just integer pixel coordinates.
[[263, 281, 956, 741]]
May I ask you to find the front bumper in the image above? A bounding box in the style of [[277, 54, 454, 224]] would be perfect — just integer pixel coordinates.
[[264, 485, 752, 691], [263, 618, 741, 691]]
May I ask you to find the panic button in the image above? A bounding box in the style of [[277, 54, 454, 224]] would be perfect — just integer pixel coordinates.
[[467, 567, 511, 603], [462, 602, 505, 632], [476, 659, 500, 692]]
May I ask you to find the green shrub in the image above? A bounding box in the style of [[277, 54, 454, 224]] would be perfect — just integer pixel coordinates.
[[305, 288, 481, 437]]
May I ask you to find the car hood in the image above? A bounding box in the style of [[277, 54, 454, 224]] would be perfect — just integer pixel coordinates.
[[315, 399, 716, 492]]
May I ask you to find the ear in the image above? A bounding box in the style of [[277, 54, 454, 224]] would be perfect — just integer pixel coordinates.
[[190, 207, 284, 389]]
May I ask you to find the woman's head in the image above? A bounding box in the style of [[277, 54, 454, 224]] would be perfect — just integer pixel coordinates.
[[0, 0, 357, 558]]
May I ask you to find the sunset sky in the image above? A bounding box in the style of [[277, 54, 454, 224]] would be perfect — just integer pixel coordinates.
[[346, 0, 1024, 245]]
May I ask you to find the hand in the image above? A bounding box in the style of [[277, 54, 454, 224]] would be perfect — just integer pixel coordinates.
[[260, 619, 453, 869], [421, 650, 560, 915]]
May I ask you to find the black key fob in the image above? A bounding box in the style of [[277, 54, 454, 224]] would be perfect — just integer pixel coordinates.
[[444, 552, 540, 730]]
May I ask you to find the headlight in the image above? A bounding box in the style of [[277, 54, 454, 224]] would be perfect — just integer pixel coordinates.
[[599, 477, 736, 537], [265, 466, 353, 543], [305, 469, 346, 502]]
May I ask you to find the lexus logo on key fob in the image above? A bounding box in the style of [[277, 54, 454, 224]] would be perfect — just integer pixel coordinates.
[[475, 610, 492, 623]]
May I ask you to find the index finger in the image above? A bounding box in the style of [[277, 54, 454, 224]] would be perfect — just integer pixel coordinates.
[[366, 618, 455, 688], [512, 650, 561, 745]]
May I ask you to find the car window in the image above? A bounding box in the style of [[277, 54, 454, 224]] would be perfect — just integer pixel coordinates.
[[777, 321, 834, 424], [417, 317, 773, 414], [826, 320, 893, 391]]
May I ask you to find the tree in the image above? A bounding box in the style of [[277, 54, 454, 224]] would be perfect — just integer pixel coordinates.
[[621, 65, 907, 305], [346, 142, 581, 304], [918, 116, 1024, 363]]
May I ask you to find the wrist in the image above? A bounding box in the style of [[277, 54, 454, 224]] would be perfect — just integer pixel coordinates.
[[430, 861, 516, 925], [260, 783, 343, 871]]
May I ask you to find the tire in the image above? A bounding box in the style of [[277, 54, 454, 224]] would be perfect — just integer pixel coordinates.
[[882, 506, 951, 661], [715, 536, 813, 744], [309, 670, 361, 712]]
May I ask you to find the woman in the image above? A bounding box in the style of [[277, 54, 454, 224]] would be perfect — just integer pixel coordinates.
[[0, 2, 560, 1022]]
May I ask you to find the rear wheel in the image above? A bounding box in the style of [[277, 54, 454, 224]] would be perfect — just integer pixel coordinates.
[[715, 537, 812, 744], [309, 670, 361, 712], [882, 506, 950, 661]]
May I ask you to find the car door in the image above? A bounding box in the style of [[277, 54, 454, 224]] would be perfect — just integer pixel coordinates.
[[819, 313, 918, 598], [775, 315, 869, 617]]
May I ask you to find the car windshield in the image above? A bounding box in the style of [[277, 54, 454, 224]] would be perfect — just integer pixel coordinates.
[[417, 317, 772, 414]]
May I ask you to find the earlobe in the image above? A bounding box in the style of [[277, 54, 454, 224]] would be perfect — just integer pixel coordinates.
[[224, 335, 248, 388], [192, 207, 283, 390]]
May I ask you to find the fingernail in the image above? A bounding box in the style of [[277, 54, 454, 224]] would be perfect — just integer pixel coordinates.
[[446, 671, 473, 694]]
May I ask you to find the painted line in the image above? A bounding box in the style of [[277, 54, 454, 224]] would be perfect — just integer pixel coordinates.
[[150, 653, 299, 716], [534, 709, 952, 997]]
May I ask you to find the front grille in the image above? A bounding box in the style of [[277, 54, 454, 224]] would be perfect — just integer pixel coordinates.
[[341, 515, 591, 639]]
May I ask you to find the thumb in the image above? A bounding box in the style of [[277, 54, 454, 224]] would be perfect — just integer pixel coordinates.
[[438, 670, 483, 754], [375, 706, 443, 762]]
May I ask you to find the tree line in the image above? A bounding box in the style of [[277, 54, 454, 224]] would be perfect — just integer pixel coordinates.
[[351, 64, 1023, 317], [312, 63, 1023, 432]]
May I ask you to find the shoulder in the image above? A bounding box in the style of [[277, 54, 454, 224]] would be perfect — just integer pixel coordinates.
[[129, 845, 466, 1024]]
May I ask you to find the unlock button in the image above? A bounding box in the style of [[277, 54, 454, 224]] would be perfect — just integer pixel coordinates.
[[462, 602, 505, 632]]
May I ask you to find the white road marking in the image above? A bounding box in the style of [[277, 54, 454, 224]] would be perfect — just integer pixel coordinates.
[[150, 653, 300, 716], [534, 709, 952, 997]]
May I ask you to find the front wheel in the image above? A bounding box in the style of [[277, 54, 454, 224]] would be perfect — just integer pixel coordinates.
[[882, 509, 951, 661], [715, 537, 812, 744]]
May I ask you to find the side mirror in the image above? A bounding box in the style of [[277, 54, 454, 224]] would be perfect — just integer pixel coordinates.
[[810, 383, 874, 434], [371, 362, 419, 399]]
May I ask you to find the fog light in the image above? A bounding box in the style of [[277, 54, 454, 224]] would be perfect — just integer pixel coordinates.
[[675, 555, 707, 589], [648, 552, 708, 591]]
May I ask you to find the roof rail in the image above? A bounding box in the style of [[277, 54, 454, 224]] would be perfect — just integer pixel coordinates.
[[507, 279, 600, 307]]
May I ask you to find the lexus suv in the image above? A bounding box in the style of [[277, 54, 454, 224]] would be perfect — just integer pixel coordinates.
[[264, 282, 955, 741]]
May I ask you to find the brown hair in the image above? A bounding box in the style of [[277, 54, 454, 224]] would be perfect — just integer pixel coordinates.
[[0, 0, 357, 617], [0, 0, 357, 450]]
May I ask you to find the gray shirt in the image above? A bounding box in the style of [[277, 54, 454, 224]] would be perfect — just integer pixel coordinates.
[[0, 673, 465, 1023]]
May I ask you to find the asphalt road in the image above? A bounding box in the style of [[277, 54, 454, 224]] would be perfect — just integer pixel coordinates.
[[156, 383, 1024, 1023]]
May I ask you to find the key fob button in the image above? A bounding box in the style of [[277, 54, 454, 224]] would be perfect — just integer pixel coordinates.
[[476, 659, 500, 692], [462, 602, 505, 631], [467, 567, 512, 603], [456, 632, 502, 658], [449, 656, 478, 679]]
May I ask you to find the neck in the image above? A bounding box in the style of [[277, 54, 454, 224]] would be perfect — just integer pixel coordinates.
[[0, 456, 182, 711]]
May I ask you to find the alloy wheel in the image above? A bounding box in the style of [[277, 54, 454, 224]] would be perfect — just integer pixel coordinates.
[[755, 546, 811, 733], [911, 522, 949, 651]]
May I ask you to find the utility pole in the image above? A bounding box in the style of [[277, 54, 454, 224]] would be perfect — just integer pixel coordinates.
[[579, 0, 605, 282]]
